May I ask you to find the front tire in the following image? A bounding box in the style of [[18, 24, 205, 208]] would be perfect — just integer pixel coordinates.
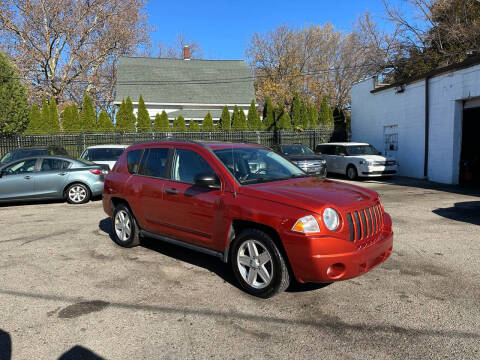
[[112, 204, 140, 248], [346, 165, 358, 180], [231, 229, 290, 298], [66, 183, 91, 204]]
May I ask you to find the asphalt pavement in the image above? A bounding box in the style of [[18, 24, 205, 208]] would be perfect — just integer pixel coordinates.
[[0, 177, 479, 359]]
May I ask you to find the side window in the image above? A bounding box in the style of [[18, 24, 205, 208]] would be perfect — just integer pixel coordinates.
[[4, 159, 37, 175], [127, 149, 143, 174], [172, 149, 216, 184], [40, 159, 71, 171], [315, 145, 325, 154], [138, 148, 168, 178]]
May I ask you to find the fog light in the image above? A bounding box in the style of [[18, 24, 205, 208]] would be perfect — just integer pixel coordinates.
[[326, 263, 346, 279]]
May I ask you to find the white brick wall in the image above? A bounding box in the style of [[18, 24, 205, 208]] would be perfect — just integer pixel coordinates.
[[351, 62, 480, 184]]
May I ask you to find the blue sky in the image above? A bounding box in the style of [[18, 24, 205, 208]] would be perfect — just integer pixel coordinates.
[[147, 0, 401, 60]]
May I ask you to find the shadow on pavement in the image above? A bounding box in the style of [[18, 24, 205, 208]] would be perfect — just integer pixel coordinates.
[[0, 329, 11, 360], [58, 346, 104, 360], [433, 201, 480, 226]]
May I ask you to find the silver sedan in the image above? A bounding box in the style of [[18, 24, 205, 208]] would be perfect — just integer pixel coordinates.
[[0, 156, 108, 204]]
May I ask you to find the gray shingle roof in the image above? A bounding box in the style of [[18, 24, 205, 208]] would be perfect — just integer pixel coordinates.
[[115, 57, 255, 105]]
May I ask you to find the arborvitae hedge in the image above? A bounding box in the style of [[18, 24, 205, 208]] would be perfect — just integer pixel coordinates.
[[290, 93, 302, 129], [136, 95, 151, 132], [40, 98, 49, 134], [262, 96, 275, 130], [0, 52, 29, 135], [48, 98, 60, 134], [277, 111, 292, 130], [319, 95, 334, 126], [247, 100, 262, 130], [188, 119, 200, 131], [25, 104, 42, 135], [154, 111, 170, 131], [173, 115, 186, 131], [62, 104, 81, 133], [218, 105, 231, 131], [116, 97, 136, 132], [97, 110, 114, 133], [308, 104, 319, 128], [80, 93, 96, 132], [202, 112, 214, 131]]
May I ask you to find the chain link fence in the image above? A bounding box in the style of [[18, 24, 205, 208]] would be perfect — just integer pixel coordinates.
[[0, 127, 335, 158]]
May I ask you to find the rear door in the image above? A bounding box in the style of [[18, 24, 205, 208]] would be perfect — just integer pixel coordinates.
[[34, 158, 72, 198], [156, 147, 223, 249], [318, 145, 336, 173], [334, 146, 348, 174], [0, 158, 38, 200]]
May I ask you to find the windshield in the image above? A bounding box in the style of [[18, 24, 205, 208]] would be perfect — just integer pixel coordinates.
[[346, 145, 379, 156], [280, 145, 314, 155], [214, 147, 307, 185], [81, 148, 125, 161], [0, 149, 47, 163]]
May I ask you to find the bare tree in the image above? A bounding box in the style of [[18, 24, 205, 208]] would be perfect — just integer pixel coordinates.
[[157, 33, 203, 59], [0, 0, 150, 109], [246, 24, 372, 109]]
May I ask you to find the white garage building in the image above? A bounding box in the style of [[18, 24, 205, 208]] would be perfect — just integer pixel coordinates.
[[351, 56, 480, 185]]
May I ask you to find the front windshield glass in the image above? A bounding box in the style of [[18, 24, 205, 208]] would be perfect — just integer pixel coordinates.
[[82, 148, 125, 161], [280, 145, 314, 155], [346, 145, 379, 156], [214, 147, 307, 185]]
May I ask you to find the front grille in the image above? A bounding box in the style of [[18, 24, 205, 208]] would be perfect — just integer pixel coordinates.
[[346, 204, 384, 242], [373, 160, 396, 166]]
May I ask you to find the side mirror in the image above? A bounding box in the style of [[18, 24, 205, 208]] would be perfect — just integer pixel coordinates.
[[194, 173, 220, 190], [378, 151, 382, 155], [0, 170, 5, 178]]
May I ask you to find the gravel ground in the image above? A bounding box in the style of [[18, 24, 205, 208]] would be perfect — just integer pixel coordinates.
[[0, 177, 479, 360]]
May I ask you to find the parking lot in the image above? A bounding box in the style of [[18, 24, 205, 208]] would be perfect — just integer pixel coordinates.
[[0, 177, 479, 359]]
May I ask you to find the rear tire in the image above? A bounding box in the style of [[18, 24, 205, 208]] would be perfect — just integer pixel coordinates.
[[231, 229, 290, 298], [346, 165, 358, 180], [66, 183, 91, 204], [112, 204, 140, 248]]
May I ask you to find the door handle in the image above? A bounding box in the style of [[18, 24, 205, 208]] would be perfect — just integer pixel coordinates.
[[24, 175, 32, 180], [165, 188, 178, 195], [58, 172, 67, 176]]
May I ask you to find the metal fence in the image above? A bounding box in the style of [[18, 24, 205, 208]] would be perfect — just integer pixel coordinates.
[[0, 127, 335, 158]]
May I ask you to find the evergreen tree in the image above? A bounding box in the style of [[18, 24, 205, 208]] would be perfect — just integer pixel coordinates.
[[153, 111, 170, 131], [115, 98, 135, 132], [0, 52, 29, 135], [262, 97, 275, 131], [299, 100, 308, 129], [80, 92, 96, 132], [97, 110, 114, 133], [25, 104, 42, 134], [172, 115, 186, 132], [40, 98, 50, 134], [62, 104, 80, 133], [247, 100, 262, 130], [308, 105, 319, 128], [277, 112, 292, 130], [136, 95, 151, 132], [290, 93, 302, 129], [47, 98, 60, 134], [188, 119, 200, 131], [202, 111, 214, 131], [319, 96, 334, 126], [218, 105, 231, 131]]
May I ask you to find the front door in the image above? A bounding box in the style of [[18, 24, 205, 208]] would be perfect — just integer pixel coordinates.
[[0, 158, 38, 200], [159, 148, 222, 249]]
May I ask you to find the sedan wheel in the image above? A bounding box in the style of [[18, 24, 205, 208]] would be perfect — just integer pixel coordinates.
[[66, 184, 90, 204]]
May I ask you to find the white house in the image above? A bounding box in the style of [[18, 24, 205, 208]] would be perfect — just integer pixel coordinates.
[[351, 56, 480, 185], [114, 47, 255, 124]]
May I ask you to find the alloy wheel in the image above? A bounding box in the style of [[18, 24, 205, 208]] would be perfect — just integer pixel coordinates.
[[114, 210, 132, 242], [236, 239, 273, 289], [68, 185, 87, 203]]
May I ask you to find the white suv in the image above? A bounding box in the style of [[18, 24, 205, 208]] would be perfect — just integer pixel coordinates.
[[315, 142, 398, 180], [80, 145, 128, 170]]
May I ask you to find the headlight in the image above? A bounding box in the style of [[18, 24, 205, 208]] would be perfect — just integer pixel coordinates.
[[323, 208, 340, 231], [359, 160, 373, 166], [292, 215, 320, 233]]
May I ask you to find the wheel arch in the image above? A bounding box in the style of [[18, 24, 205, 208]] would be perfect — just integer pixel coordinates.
[[63, 181, 91, 198], [346, 163, 358, 175], [228, 219, 294, 277]]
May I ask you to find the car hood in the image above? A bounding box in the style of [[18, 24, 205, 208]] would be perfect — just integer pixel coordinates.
[[285, 155, 324, 161], [348, 155, 394, 161], [239, 177, 378, 213]]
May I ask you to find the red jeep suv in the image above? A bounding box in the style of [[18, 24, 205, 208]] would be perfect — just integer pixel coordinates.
[[103, 140, 393, 298]]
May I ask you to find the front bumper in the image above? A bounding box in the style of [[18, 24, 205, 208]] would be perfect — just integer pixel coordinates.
[[283, 214, 393, 283], [361, 165, 398, 177]]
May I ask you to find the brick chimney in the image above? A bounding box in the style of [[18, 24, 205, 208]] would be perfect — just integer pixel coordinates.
[[183, 45, 190, 60]]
